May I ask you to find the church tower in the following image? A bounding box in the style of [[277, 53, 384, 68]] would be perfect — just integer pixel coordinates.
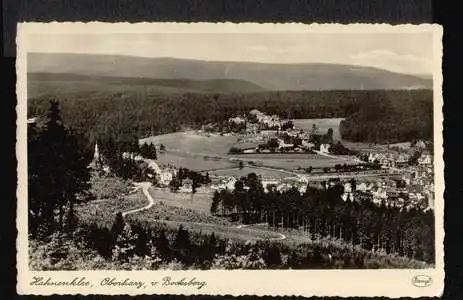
[[93, 143, 100, 162], [90, 142, 102, 169]]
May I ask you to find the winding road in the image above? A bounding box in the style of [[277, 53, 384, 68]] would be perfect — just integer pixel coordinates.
[[121, 182, 155, 217], [236, 223, 286, 241], [120, 182, 287, 241]]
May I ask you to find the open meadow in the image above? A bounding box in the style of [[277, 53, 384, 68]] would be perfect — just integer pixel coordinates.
[[141, 130, 359, 172], [229, 153, 359, 170], [140, 131, 238, 156], [208, 166, 294, 179], [75, 189, 147, 228], [157, 151, 236, 171], [149, 187, 213, 214]]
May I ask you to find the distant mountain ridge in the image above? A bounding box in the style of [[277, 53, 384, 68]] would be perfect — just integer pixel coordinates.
[[27, 72, 265, 97], [28, 53, 433, 91]]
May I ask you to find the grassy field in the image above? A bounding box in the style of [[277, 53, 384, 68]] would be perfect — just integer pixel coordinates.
[[148, 187, 213, 214], [75, 189, 147, 228], [125, 214, 282, 242], [229, 154, 358, 170], [129, 201, 230, 225], [142, 130, 360, 171], [208, 167, 293, 179], [157, 151, 236, 171], [141, 131, 238, 156]]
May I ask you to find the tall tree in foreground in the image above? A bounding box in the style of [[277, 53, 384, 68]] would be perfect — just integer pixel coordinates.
[[28, 100, 90, 237]]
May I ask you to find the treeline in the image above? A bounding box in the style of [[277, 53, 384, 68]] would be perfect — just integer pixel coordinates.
[[28, 89, 433, 153], [30, 210, 429, 270], [28, 101, 91, 237], [210, 173, 435, 263], [340, 89, 433, 143]]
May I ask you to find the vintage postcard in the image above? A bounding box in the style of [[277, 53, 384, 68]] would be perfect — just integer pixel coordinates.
[[16, 22, 444, 296]]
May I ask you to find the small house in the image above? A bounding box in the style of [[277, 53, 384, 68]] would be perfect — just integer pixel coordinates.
[[229, 116, 246, 125], [160, 171, 174, 186], [320, 143, 331, 154], [224, 177, 237, 190], [418, 154, 432, 165], [181, 178, 194, 193]]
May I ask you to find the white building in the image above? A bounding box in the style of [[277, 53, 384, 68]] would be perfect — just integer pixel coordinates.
[[418, 154, 432, 165], [159, 171, 173, 186], [212, 177, 238, 191], [27, 117, 37, 124], [229, 116, 246, 124], [341, 192, 354, 202], [301, 140, 315, 149], [372, 188, 387, 203], [415, 140, 426, 149], [276, 183, 293, 192], [224, 177, 237, 190], [320, 143, 331, 154], [356, 182, 371, 192], [278, 139, 294, 150], [180, 178, 193, 193], [298, 184, 307, 194], [262, 179, 280, 193], [343, 182, 352, 193]]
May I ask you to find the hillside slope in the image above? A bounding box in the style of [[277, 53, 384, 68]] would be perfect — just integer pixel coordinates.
[[27, 72, 265, 98], [28, 53, 433, 91]]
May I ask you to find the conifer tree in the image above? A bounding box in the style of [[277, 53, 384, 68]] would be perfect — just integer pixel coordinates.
[[263, 243, 282, 268], [112, 223, 137, 262], [111, 211, 125, 239], [28, 100, 90, 237], [210, 191, 220, 215], [154, 228, 171, 260], [173, 225, 192, 263], [63, 202, 79, 235]]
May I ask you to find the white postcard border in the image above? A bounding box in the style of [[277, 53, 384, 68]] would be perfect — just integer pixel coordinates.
[[16, 22, 445, 297]]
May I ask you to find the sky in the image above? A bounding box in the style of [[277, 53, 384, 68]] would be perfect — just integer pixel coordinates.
[[27, 32, 434, 75]]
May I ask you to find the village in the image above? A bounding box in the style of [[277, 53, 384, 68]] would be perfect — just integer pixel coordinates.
[[212, 109, 343, 155], [87, 108, 435, 213]]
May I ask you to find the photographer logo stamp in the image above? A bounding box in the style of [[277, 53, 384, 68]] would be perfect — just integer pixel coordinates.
[[412, 275, 433, 287]]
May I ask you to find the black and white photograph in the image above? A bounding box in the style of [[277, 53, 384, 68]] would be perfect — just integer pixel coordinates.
[[16, 22, 444, 296]]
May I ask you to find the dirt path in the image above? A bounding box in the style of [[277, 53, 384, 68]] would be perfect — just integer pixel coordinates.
[[122, 182, 155, 217], [236, 223, 286, 241]]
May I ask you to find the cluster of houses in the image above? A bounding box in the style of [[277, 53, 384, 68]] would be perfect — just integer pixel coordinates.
[[210, 175, 307, 194], [227, 109, 293, 134], [364, 151, 409, 167], [207, 169, 433, 211], [248, 109, 286, 129], [90, 143, 185, 187], [350, 173, 433, 210], [229, 110, 334, 155], [362, 143, 432, 168]]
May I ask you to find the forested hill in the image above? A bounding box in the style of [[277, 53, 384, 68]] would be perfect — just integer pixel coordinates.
[[28, 89, 433, 153], [28, 53, 432, 91], [339, 89, 433, 143], [27, 73, 265, 97]]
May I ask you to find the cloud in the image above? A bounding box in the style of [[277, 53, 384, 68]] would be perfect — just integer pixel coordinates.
[[348, 49, 432, 74], [349, 49, 423, 62]]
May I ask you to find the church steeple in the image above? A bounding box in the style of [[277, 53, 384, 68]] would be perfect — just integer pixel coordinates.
[[93, 143, 100, 161], [90, 142, 102, 169]]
